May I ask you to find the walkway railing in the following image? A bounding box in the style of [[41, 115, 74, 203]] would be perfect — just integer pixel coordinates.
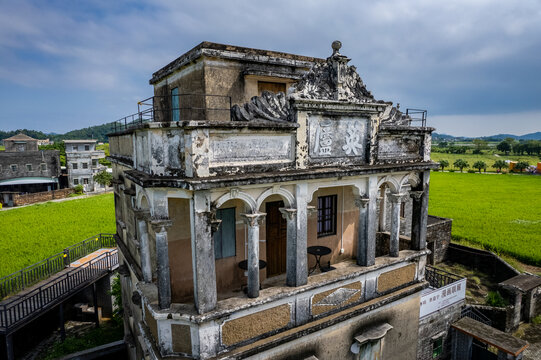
[[461, 306, 492, 326], [0, 234, 115, 299], [425, 265, 463, 289], [0, 249, 118, 332]]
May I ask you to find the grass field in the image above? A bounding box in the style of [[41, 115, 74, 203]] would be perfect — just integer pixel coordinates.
[[431, 152, 540, 172], [428, 172, 541, 265], [0, 193, 115, 277]]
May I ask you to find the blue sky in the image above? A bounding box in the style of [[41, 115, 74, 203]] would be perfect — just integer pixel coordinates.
[[0, 0, 540, 137]]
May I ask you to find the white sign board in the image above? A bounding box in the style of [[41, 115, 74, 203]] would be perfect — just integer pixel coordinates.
[[420, 278, 466, 318]]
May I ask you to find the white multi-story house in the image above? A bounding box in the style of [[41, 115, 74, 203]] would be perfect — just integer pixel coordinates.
[[64, 140, 106, 192]]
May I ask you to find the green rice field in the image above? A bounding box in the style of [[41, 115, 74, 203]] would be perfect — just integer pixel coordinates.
[[0, 193, 115, 277], [428, 172, 541, 265]]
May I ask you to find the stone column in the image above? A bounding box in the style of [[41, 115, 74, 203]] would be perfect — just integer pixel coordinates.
[[150, 219, 173, 310], [134, 209, 152, 282], [388, 193, 407, 257], [378, 188, 387, 232], [190, 199, 218, 314], [241, 213, 266, 298], [279, 208, 298, 287], [409, 190, 424, 251], [354, 196, 373, 266], [411, 171, 430, 250], [291, 183, 309, 287]]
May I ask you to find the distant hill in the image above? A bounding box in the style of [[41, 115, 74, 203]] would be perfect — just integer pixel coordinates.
[[433, 131, 541, 141], [0, 123, 115, 143]]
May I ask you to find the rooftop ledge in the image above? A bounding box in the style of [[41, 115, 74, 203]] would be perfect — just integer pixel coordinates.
[[141, 249, 430, 323]]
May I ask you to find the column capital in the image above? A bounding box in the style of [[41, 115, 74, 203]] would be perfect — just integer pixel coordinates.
[[150, 218, 173, 233], [354, 196, 370, 208], [388, 193, 408, 204], [279, 207, 297, 221], [409, 190, 424, 201], [240, 212, 266, 227], [133, 208, 151, 221]]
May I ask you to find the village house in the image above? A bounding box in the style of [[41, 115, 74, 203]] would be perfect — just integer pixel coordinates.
[[64, 139, 106, 192], [109, 41, 438, 359], [0, 133, 60, 206]]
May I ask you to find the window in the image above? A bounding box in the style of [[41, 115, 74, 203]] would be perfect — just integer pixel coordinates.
[[171, 87, 180, 122], [317, 195, 337, 237], [40, 163, 47, 171], [83, 178, 89, 184], [82, 162, 88, 169], [432, 337, 443, 358], [92, 159, 98, 167], [10, 164, 18, 172], [72, 163, 78, 170], [26, 164, 32, 171], [400, 202, 405, 218], [73, 179, 79, 185], [0, 165, 2, 172], [214, 208, 236, 259], [258, 81, 286, 95], [73, 146, 78, 151], [84, 145, 90, 151]]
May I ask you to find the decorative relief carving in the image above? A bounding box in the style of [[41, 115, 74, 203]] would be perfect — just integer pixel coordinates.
[[209, 134, 293, 164], [231, 91, 291, 122], [377, 135, 422, 161]]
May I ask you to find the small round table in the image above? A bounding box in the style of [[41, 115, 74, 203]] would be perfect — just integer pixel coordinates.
[[238, 259, 267, 271], [307, 246, 332, 274]]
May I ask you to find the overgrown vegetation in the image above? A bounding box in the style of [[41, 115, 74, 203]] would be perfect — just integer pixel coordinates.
[[0, 194, 115, 277], [40, 322, 123, 360], [428, 172, 541, 266], [485, 291, 508, 307]]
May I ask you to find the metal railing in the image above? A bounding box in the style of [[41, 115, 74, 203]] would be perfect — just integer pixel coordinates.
[[406, 108, 427, 127], [425, 265, 463, 289], [461, 306, 492, 326], [0, 249, 118, 332], [0, 234, 115, 299], [112, 94, 232, 132]]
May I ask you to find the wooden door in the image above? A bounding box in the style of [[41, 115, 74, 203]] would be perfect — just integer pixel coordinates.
[[266, 201, 287, 277]]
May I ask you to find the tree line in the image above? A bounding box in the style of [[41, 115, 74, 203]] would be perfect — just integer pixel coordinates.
[[438, 159, 531, 173]]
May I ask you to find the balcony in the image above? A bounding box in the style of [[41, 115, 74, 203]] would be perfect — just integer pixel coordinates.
[[112, 94, 232, 132]]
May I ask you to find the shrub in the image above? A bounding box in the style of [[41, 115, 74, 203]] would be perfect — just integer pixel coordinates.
[[448, 169, 455, 172], [485, 291, 508, 307], [73, 184, 84, 194], [467, 169, 476, 173]]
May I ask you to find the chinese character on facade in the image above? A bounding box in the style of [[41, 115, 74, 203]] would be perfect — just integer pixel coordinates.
[[342, 120, 363, 156]]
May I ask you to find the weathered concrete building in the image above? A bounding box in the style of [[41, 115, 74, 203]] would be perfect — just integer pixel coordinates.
[[109, 41, 438, 359], [0, 133, 60, 205], [64, 140, 106, 192]]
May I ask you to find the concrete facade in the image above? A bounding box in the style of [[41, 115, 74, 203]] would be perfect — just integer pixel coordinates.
[[64, 140, 106, 192], [0, 134, 60, 205], [109, 41, 438, 359]]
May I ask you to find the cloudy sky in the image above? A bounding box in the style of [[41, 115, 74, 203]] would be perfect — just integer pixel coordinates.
[[0, 0, 540, 136]]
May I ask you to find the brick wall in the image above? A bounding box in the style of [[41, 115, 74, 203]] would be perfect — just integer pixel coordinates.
[[13, 188, 74, 206], [426, 215, 452, 264]]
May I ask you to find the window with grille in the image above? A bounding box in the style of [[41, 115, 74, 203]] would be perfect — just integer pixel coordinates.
[[72, 163, 78, 170], [40, 163, 47, 171], [317, 195, 337, 237], [83, 178, 89, 185], [82, 162, 88, 169], [10, 164, 17, 172], [73, 179, 79, 185], [26, 164, 32, 171], [432, 337, 443, 358], [214, 207, 236, 259]]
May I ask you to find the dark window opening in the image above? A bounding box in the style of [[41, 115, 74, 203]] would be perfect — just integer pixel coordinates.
[[73, 179, 79, 185], [400, 202, 405, 218], [432, 337, 443, 358], [83, 178, 89, 185], [26, 164, 32, 171], [214, 207, 236, 259], [258, 81, 286, 96], [171, 87, 179, 122], [85, 145, 90, 151], [317, 195, 337, 237]]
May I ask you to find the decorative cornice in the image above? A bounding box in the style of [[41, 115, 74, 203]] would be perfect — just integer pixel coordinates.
[[240, 212, 266, 227], [279, 207, 297, 221]]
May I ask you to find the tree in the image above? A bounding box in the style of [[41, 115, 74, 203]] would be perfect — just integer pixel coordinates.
[[492, 160, 507, 172], [515, 161, 529, 173], [439, 160, 449, 171], [93, 170, 113, 189], [453, 159, 469, 172], [473, 161, 486, 173], [472, 139, 488, 154], [496, 141, 511, 155]]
